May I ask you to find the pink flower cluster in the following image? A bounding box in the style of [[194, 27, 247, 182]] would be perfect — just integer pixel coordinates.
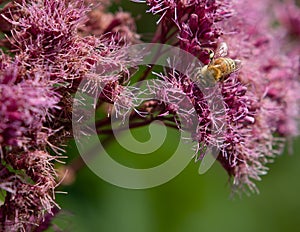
[[142, 0, 300, 193], [0, 0, 136, 230], [0, 0, 299, 230]]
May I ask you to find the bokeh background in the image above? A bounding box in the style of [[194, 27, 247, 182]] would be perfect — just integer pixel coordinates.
[[50, 1, 300, 231], [53, 132, 300, 232]]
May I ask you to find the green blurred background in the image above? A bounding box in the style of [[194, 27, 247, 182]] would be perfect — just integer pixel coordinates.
[[53, 130, 300, 232], [51, 1, 300, 231]]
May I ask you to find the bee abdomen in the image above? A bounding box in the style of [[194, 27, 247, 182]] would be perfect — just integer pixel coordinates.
[[214, 58, 237, 76]]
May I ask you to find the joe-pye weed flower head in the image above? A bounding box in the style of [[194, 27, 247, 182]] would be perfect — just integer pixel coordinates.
[[139, 0, 300, 193], [0, 0, 299, 230], [0, 0, 138, 230]]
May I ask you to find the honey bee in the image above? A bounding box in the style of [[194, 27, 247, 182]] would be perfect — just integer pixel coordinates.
[[197, 42, 241, 82]]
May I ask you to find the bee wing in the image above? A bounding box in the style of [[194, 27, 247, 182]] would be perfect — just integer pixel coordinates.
[[233, 59, 242, 71], [215, 42, 228, 57]]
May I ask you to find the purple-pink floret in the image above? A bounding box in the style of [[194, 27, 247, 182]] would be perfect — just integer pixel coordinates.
[[146, 0, 233, 63], [0, 151, 58, 232], [143, 0, 300, 193], [0, 0, 100, 230], [275, 0, 300, 43], [0, 63, 60, 147], [0, 0, 139, 229], [0, 56, 61, 232]]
